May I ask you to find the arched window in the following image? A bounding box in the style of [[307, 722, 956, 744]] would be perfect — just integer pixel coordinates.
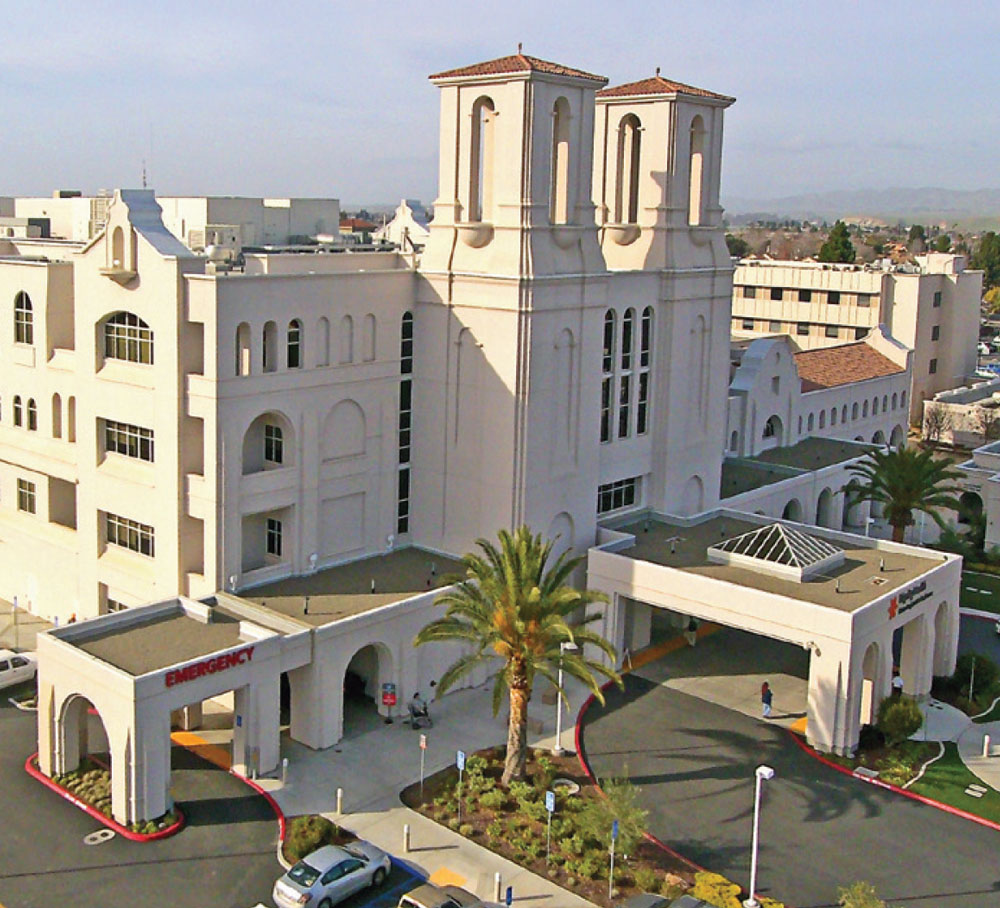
[[615, 114, 642, 224], [730, 430, 739, 452], [852, 402, 859, 420], [67, 396, 76, 442], [104, 312, 153, 364], [842, 404, 848, 423], [235, 322, 251, 376], [13, 395, 22, 427], [317, 317, 331, 367], [27, 398, 37, 431], [831, 407, 837, 426], [688, 116, 706, 226], [618, 308, 636, 438], [52, 393, 62, 438], [892, 392, 898, 411], [339, 315, 354, 364], [763, 415, 782, 439], [637, 306, 653, 435], [363, 314, 376, 362], [819, 410, 826, 429], [600, 310, 616, 443], [901, 390, 907, 409], [872, 396, 879, 416], [262, 321, 277, 373], [111, 226, 125, 268], [14, 291, 33, 345], [863, 400, 869, 418], [797, 415, 803, 434], [882, 394, 888, 413], [807, 413, 815, 431], [287, 319, 302, 369], [549, 97, 571, 225], [469, 96, 496, 222]]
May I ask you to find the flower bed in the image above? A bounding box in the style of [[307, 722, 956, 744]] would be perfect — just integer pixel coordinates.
[[402, 746, 716, 907], [282, 815, 355, 865], [818, 738, 938, 786]]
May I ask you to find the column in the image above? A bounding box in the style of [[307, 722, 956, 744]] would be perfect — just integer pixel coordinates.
[[900, 614, 934, 698]]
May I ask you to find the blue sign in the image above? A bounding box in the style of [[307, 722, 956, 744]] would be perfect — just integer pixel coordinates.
[[611, 819, 619, 841], [456, 750, 466, 771], [505, 886, 513, 907], [545, 790, 556, 813]]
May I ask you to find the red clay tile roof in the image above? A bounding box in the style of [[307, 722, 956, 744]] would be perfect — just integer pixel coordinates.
[[430, 54, 607, 84], [794, 342, 905, 392], [597, 74, 734, 103]]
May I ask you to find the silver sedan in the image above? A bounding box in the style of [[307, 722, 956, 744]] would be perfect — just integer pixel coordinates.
[[273, 841, 391, 908]]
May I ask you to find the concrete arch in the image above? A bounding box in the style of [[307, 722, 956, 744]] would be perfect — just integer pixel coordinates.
[[57, 693, 111, 776], [242, 410, 295, 474], [782, 498, 803, 522], [762, 414, 783, 446], [681, 475, 704, 515], [341, 641, 396, 738], [958, 490, 984, 526], [816, 487, 835, 528], [321, 399, 366, 461], [858, 641, 884, 727], [890, 424, 905, 447], [872, 430, 886, 445]]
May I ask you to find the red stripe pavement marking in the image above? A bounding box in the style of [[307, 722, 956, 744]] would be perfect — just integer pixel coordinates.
[[784, 730, 1000, 833]]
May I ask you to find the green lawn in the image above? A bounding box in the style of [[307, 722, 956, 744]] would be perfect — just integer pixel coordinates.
[[908, 742, 1000, 824], [960, 570, 1000, 614]]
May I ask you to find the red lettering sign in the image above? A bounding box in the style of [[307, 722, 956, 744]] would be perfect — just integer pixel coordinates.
[[165, 645, 255, 688]]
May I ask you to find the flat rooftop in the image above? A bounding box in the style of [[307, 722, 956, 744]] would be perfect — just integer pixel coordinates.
[[614, 514, 945, 613], [242, 547, 464, 627], [721, 438, 874, 499], [71, 607, 249, 676]]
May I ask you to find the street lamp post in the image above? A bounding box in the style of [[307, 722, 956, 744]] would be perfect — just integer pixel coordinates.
[[552, 641, 578, 756], [744, 764, 775, 908]]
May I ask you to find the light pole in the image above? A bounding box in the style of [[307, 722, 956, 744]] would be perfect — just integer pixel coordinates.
[[552, 641, 578, 756], [744, 764, 775, 908]]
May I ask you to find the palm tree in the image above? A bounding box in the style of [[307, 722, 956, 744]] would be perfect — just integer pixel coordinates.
[[847, 445, 963, 543], [414, 526, 621, 785]]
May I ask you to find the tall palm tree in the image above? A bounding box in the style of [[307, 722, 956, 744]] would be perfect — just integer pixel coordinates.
[[414, 526, 621, 785], [847, 445, 963, 543]]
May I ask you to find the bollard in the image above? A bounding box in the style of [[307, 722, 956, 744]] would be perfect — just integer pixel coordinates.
[[493, 872, 502, 902], [984, 734, 992, 758], [336, 787, 344, 814], [281, 757, 289, 786], [403, 823, 411, 853]]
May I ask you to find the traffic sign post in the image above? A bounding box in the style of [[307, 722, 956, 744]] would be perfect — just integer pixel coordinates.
[[545, 790, 556, 862], [609, 819, 619, 900], [456, 750, 466, 824], [419, 733, 428, 798]]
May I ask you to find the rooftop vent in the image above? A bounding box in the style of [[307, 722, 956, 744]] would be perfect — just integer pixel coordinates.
[[707, 522, 844, 583]]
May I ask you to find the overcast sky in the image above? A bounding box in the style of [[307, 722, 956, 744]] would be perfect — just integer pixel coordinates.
[[2, 0, 996, 206]]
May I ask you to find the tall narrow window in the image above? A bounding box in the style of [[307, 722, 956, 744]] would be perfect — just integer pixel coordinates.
[[287, 319, 302, 369], [397, 312, 414, 534], [688, 116, 706, 226], [600, 310, 615, 442], [469, 96, 496, 222], [235, 322, 251, 376], [549, 97, 571, 225], [317, 317, 330, 367], [637, 306, 653, 434], [17, 479, 36, 514], [266, 518, 282, 557], [263, 425, 284, 465], [262, 321, 277, 373], [614, 114, 642, 224], [51, 393, 62, 438], [27, 399, 37, 431], [13, 395, 22, 427], [363, 314, 377, 362], [14, 291, 33, 345], [618, 309, 635, 438]]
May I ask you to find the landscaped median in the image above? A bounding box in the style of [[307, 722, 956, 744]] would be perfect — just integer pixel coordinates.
[[24, 753, 184, 841]]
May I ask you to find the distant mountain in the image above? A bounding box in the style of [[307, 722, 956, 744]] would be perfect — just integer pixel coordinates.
[[723, 187, 1000, 228]]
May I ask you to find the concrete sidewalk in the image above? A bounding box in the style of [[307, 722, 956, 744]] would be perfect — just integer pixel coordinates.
[[0, 600, 50, 652], [257, 678, 598, 908]]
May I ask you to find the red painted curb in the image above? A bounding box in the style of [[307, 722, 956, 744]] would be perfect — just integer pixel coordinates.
[[784, 730, 1000, 833], [233, 768, 286, 841], [25, 754, 185, 841]]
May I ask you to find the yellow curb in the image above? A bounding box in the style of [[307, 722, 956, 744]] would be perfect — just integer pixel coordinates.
[[789, 716, 808, 736], [171, 731, 232, 770], [428, 868, 467, 887], [626, 623, 721, 672]]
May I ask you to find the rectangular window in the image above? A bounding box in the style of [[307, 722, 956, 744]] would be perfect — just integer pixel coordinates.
[[855, 327, 869, 340], [16, 479, 35, 514], [827, 291, 840, 305], [743, 286, 757, 299], [857, 295, 871, 307], [929, 358, 938, 374], [798, 289, 812, 303], [933, 291, 942, 308], [617, 375, 631, 438], [106, 597, 128, 613], [600, 377, 612, 443], [796, 323, 810, 336], [931, 325, 940, 341], [770, 287, 782, 301], [637, 372, 649, 435], [596, 477, 639, 515], [398, 378, 412, 465], [768, 320, 781, 332], [824, 325, 839, 338], [14, 309, 33, 345], [741, 319, 755, 331], [104, 419, 155, 462], [397, 468, 411, 535], [106, 512, 155, 557], [263, 424, 283, 464], [266, 517, 282, 557]]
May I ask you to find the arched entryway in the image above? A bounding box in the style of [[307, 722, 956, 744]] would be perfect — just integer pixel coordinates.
[[343, 643, 395, 738], [889, 424, 905, 447], [782, 498, 803, 522], [58, 694, 111, 777], [958, 490, 984, 526], [858, 641, 884, 728], [815, 487, 834, 528], [872, 430, 886, 445]]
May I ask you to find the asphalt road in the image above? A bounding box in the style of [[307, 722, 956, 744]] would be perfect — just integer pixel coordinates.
[[0, 682, 423, 908], [581, 673, 1000, 908]]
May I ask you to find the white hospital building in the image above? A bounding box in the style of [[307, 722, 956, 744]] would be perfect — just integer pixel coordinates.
[[4, 53, 960, 824]]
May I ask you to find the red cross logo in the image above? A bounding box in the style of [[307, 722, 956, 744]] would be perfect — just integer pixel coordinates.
[[888, 597, 899, 619]]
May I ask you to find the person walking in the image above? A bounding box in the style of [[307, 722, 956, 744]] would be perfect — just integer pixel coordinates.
[[761, 681, 773, 719], [892, 668, 904, 697]]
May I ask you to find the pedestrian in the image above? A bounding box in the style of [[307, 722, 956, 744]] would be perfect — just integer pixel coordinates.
[[67, 613, 77, 624], [892, 668, 904, 697], [761, 681, 773, 719]]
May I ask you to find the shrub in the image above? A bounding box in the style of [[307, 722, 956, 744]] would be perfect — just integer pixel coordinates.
[[507, 781, 535, 804], [953, 652, 1000, 700], [876, 695, 923, 746], [575, 777, 648, 854], [480, 789, 506, 811], [633, 866, 659, 892], [284, 815, 340, 863], [690, 871, 742, 908], [458, 823, 474, 837], [447, 817, 461, 831], [856, 724, 885, 752], [486, 819, 504, 841], [837, 880, 886, 908]]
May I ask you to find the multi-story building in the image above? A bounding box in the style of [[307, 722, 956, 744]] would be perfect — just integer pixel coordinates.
[[730, 255, 982, 423]]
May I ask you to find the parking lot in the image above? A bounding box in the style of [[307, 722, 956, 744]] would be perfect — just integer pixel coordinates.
[[0, 678, 424, 908]]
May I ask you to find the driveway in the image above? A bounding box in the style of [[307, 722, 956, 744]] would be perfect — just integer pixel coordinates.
[[580, 670, 1000, 908]]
